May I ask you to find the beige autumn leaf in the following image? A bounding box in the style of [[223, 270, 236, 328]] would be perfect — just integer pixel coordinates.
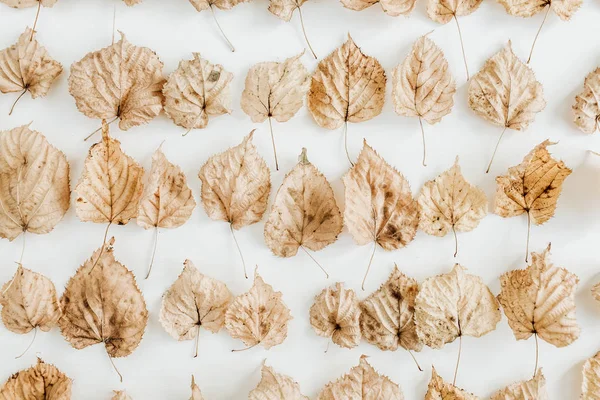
[[494, 141, 571, 260], [241, 53, 309, 169], [417, 158, 487, 257], [163, 53, 233, 131], [593, 282, 600, 302], [0, 125, 70, 241], [415, 264, 501, 349], [159, 260, 232, 356], [497, 0, 581, 20], [340, 0, 415, 16], [69, 32, 164, 131], [267, 0, 316, 59], [317, 355, 404, 400], [0, 27, 62, 114], [392, 35, 456, 165], [498, 244, 580, 347], [264, 148, 342, 273], [490, 369, 547, 400], [0, 358, 71, 400], [112, 391, 133, 400], [425, 367, 479, 400], [360, 265, 422, 353], [342, 141, 419, 289], [224, 271, 292, 350], [123, 0, 141, 5], [190, 376, 204, 400], [0, 0, 56, 8], [59, 237, 148, 381], [573, 68, 600, 134], [582, 352, 600, 399], [249, 363, 309, 400], [198, 131, 271, 278], [309, 282, 361, 348], [308, 35, 386, 164]]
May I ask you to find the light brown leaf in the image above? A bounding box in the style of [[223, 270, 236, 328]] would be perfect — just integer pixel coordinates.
[[427, 0, 481, 23], [268, 0, 306, 20], [582, 352, 600, 399], [592, 282, 600, 303], [59, 237, 148, 360], [497, 244, 580, 347], [340, 0, 415, 16], [264, 148, 342, 260], [249, 363, 309, 400], [497, 0, 581, 20], [0, 125, 70, 241], [0, 27, 62, 107], [360, 265, 422, 352], [190, 376, 204, 400], [123, 0, 141, 5], [159, 260, 232, 347], [573, 68, 600, 134], [75, 121, 144, 225], [68, 32, 164, 131], [0, 0, 56, 8], [415, 264, 501, 349], [0, 266, 60, 335], [490, 369, 547, 400], [163, 53, 233, 130], [468, 41, 545, 131], [224, 271, 292, 350], [112, 391, 133, 400], [0, 358, 71, 400], [417, 158, 487, 255], [189, 0, 248, 10], [317, 355, 404, 400], [425, 367, 479, 400], [309, 282, 361, 348]]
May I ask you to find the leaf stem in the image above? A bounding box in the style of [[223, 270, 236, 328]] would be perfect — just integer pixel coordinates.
[[8, 90, 27, 116], [230, 223, 247, 279], [533, 332, 539, 377], [453, 14, 470, 81], [89, 223, 111, 274], [452, 225, 458, 258], [408, 349, 423, 372], [194, 324, 201, 358], [145, 227, 159, 279], [418, 117, 427, 167], [361, 242, 377, 291], [486, 126, 507, 174], [107, 352, 123, 382], [526, 211, 531, 263], [85, 117, 117, 141], [343, 121, 354, 167], [19, 231, 26, 265], [210, 5, 235, 52], [527, 5, 551, 64], [300, 245, 329, 278], [31, 1, 41, 41], [297, 7, 316, 59], [453, 334, 462, 386], [15, 327, 37, 359], [268, 117, 279, 171], [231, 343, 258, 352]]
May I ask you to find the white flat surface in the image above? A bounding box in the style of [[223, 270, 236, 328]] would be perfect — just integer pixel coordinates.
[[1, 1, 600, 399]]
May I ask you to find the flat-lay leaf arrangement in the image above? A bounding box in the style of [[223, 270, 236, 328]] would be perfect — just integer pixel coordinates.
[[1, 0, 600, 399]]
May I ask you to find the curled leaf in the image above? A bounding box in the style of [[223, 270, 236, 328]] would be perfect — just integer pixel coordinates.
[[340, 0, 415, 16], [582, 352, 600, 399], [573, 67, 600, 134], [0, 358, 71, 399], [490, 369, 547, 400], [249, 363, 309, 400], [425, 367, 478, 400], [190, 376, 204, 400]]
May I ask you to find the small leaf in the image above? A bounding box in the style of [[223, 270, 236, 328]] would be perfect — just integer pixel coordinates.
[[581, 352, 600, 399], [425, 367, 479, 400], [490, 369, 547, 400], [573, 67, 600, 134], [190, 376, 205, 400], [249, 363, 309, 400], [112, 390, 133, 400], [340, 0, 415, 16]]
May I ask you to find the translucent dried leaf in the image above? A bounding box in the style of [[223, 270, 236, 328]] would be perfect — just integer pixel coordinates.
[[573, 67, 600, 134], [112, 391, 132, 400], [198, 131, 271, 230], [427, 0, 481, 23], [224, 271, 292, 349], [0, 125, 70, 241], [340, 0, 415, 16], [468, 41, 545, 131], [0, 358, 71, 400], [497, 0, 581, 20], [159, 260, 232, 341], [360, 265, 422, 352], [317, 355, 403, 400], [163, 53, 233, 130], [75, 121, 144, 225], [190, 376, 204, 400], [0, 27, 62, 101], [0, 266, 60, 334], [342, 141, 419, 250], [59, 237, 148, 358], [0, 0, 56, 8], [189, 0, 248, 10], [490, 369, 547, 400], [392, 36, 455, 124], [268, 0, 307, 20], [264, 148, 342, 257], [425, 367, 478, 400], [494, 140, 571, 225], [68, 32, 164, 131], [308, 35, 386, 130], [309, 282, 361, 348], [249, 364, 309, 400], [137, 148, 196, 230], [498, 244, 580, 347], [415, 264, 501, 349], [582, 352, 600, 399]]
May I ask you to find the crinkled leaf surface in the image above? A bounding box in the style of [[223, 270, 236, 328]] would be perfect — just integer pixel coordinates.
[[249, 364, 309, 400], [425, 367, 479, 400], [573, 68, 600, 134], [0, 358, 71, 400], [497, 0, 581, 20], [427, 0, 482, 23], [490, 369, 547, 400], [582, 352, 600, 399]]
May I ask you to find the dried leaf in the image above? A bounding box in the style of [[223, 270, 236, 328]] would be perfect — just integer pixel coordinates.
[[427, 0, 481, 23], [159, 260, 232, 351], [340, 0, 415, 16], [163, 53, 233, 131], [317, 355, 403, 400], [190, 376, 204, 400], [59, 238, 148, 368], [417, 158, 487, 256], [69, 32, 164, 131], [490, 369, 547, 400], [189, 0, 247, 11], [425, 367, 478, 400], [309, 282, 361, 348], [264, 148, 342, 260], [0, 0, 56, 8], [112, 391, 132, 400], [0, 266, 60, 335], [573, 67, 600, 134], [497, 0, 581, 19], [0, 125, 70, 241], [360, 265, 422, 352], [224, 271, 292, 350], [249, 363, 309, 400], [123, 0, 141, 5], [75, 121, 144, 225], [497, 244, 580, 347], [415, 264, 501, 349], [582, 352, 600, 399], [593, 282, 600, 302], [0, 358, 71, 400]]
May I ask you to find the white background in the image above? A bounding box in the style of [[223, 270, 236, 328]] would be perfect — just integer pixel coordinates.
[[1, 0, 600, 399]]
